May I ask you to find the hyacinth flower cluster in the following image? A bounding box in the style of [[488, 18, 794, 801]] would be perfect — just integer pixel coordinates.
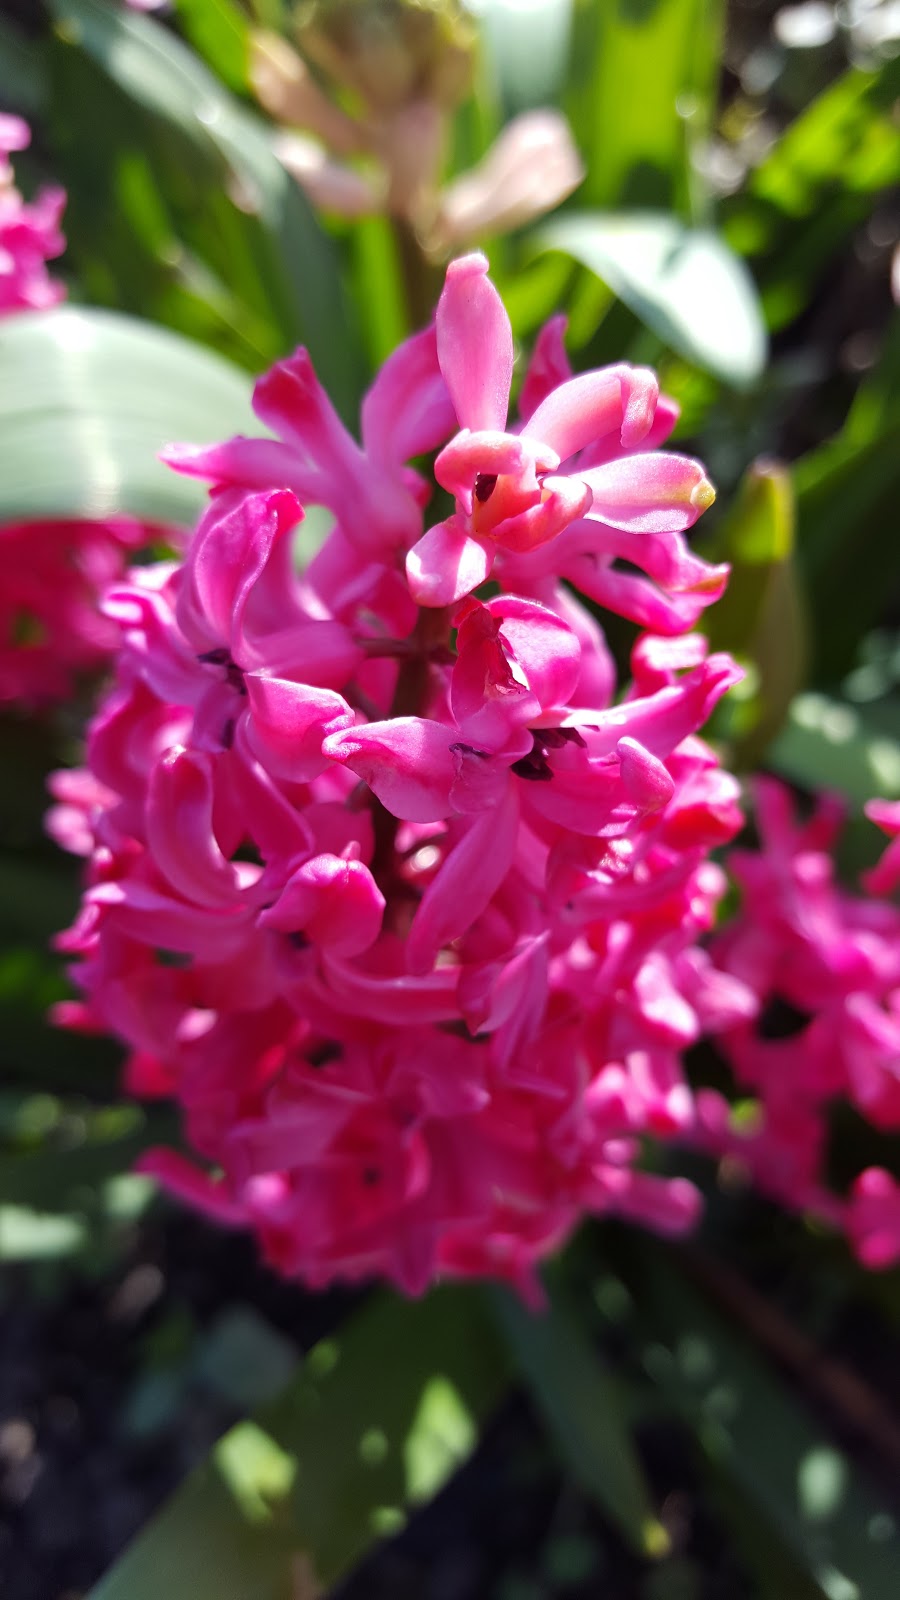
[[50, 251, 761, 1296], [0, 116, 150, 706], [701, 781, 900, 1269]]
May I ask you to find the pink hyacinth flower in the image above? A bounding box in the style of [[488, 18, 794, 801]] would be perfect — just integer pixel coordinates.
[[406, 252, 717, 606]]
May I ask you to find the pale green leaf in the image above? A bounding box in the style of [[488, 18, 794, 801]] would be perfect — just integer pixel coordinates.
[[537, 212, 767, 386], [0, 306, 255, 527]]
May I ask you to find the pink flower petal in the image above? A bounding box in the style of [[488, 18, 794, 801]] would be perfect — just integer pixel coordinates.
[[436, 252, 513, 431], [324, 717, 457, 822], [406, 518, 493, 607], [581, 453, 715, 534]]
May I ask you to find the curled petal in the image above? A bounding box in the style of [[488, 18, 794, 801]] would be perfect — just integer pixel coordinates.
[[579, 655, 743, 761], [434, 430, 533, 510], [525, 364, 659, 462], [176, 488, 301, 659], [245, 677, 355, 782], [324, 717, 457, 822], [488, 596, 582, 713], [436, 252, 513, 431], [260, 854, 385, 956], [406, 518, 493, 608], [146, 747, 241, 909], [490, 474, 592, 553]]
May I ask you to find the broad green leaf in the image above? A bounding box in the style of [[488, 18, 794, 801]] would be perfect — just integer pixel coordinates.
[[537, 212, 767, 386], [491, 1282, 669, 1558], [767, 692, 900, 808], [566, 0, 723, 216], [703, 460, 807, 764], [49, 0, 362, 417], [0, 306, 255, 527], [173, 0, 249, 94], [627, 1247, 900, 1600], [89, 1287, 508, 1600]]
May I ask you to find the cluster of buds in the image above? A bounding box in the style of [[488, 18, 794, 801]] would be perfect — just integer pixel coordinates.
[[0, 117, 152, 707], [701, 781, 900, 1269], [51, 253, 754, 1296]]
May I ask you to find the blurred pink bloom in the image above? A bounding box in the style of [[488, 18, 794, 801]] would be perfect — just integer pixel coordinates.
[[706, 778, 900, 1264]]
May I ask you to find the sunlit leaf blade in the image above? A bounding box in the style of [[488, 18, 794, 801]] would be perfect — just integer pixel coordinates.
[[565, 0, 723, 216], [49, 0, 362, 417], [478, 0, 574, 112], [628, 1247, 900, 1599], [490, 1282, 669, 1558], [537, 212, 767, 386], [703, 459, 807, 764], [172, 0, 248, 94], [88, 1287, 508, 1600], [0, 306, 255, 526]]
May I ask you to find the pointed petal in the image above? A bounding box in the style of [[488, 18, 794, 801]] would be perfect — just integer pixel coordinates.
[[361, 324, 456, 464], [581, 453, 715, 533], [436, 252, 513, 431], [519, 314, 572, 421], [406, 786, 519, 974], [160, 436, 321, 500]]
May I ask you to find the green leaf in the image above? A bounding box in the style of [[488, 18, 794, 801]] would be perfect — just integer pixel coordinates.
[[537, 212, 766, 386], [88, 1287, 508, 1600], [703, 460, 808, 764], [565, 0, 723, 216], [767, 692, 900, 808], [0, 306, 255, 527], [725, 59, 900, 331], [0, 18, 48, 115], [173, 0, 249, 94], [478, 0, 574, 112], [49, 0, 362, 417], [627, 1247, 900, 1600], [490, 1282, 669, 1558], [794, 319, 900, 681]]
